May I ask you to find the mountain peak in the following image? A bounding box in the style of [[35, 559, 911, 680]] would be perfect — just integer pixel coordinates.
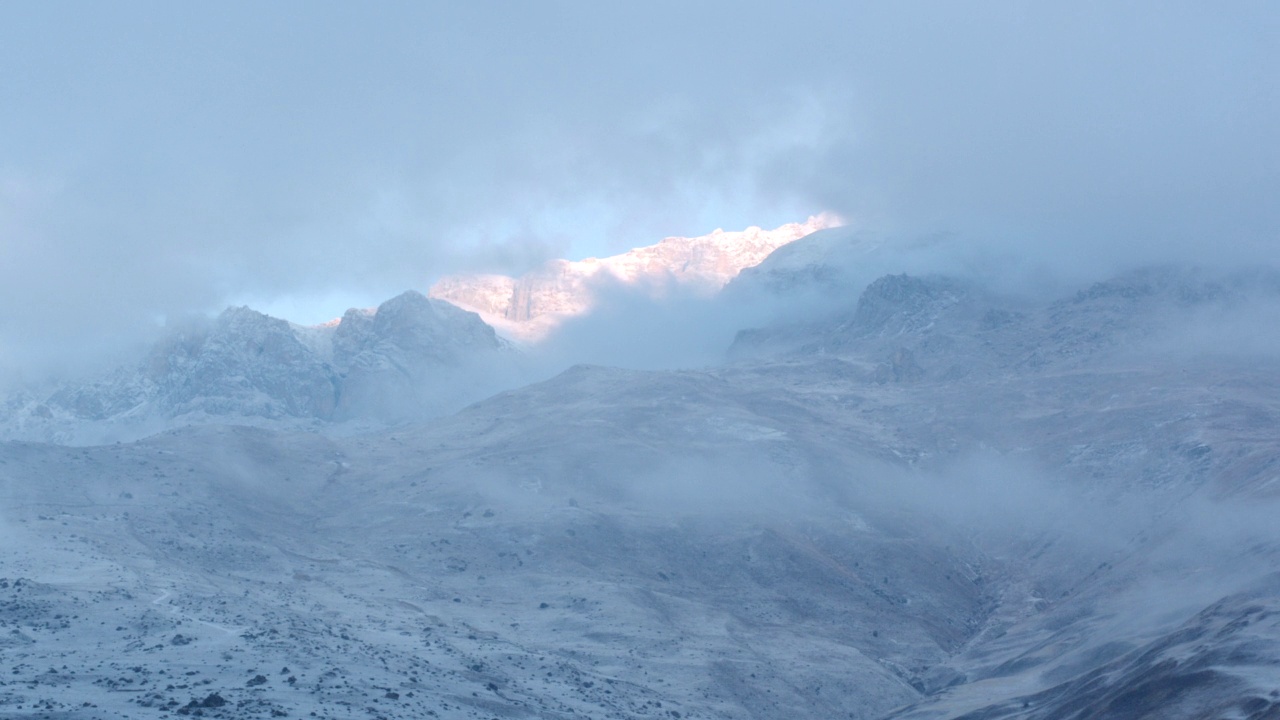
[[378, 288, 431, 309], [428, 215, 839, 341]]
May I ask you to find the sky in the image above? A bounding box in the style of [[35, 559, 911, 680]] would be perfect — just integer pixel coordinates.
[[1, 1, 1277, 376]]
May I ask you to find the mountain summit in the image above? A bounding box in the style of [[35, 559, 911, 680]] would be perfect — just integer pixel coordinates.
[[429, 215, 839, 341], [2, 291, 510, 443]]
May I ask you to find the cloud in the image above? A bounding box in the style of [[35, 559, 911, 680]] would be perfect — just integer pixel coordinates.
[[0, 1, 1275, 376], [803, 3, 1280, 278]]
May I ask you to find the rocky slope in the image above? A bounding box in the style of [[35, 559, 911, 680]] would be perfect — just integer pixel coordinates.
[[429, 215, 838, 340], [3, 263, 1279, 719], [0, 291, 511, 444], [2, 338, 1278, 718]]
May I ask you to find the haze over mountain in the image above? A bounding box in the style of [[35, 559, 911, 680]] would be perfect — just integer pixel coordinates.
[[4, 219, 1280, 718], [2, 3, 1278, 719], [3, 4, 1275, 378], [429, 215, 837, 342], [0, 218, 843, 445], [0, 291, 513, 445]]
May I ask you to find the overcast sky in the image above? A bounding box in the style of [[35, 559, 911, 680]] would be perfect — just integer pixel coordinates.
[[1, 1, 1276, 375]]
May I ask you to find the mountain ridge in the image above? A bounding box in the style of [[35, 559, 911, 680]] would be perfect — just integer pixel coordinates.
[[429, 215, 840, 341], [1, 290, 511, 444]]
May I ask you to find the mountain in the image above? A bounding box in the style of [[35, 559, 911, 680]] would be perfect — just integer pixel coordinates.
[[3, 238, 1280, 718], [728, 224, 888, 296], [429, 215, 839, 341], [2, 284, 1278, 717], [732, 265, 1280, 380], [0, 291, 511, 443]]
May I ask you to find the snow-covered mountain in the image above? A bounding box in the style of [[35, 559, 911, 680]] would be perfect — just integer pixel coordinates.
[[728, 224, 887, 295], [3, 274, 1279, 717], [3, 227, 1280, 719], [429, 215, 839, 341], [1, 291, 511, 443]]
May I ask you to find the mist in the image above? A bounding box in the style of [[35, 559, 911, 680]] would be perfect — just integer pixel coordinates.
[[2, 1, 1275, 380], [519, 275, 770, 373], [5, 4, 1280, 717]]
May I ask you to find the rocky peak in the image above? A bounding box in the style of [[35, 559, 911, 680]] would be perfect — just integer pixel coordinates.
[[151, 306, 337, 420], [332, 291, 502, 369], [318, 291, 509, 421], [2, 290, 516, 442], [429, 216, 839, 340]]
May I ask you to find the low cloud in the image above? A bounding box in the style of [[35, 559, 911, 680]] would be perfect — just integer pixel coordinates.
[[1, 2, 1275, 378]]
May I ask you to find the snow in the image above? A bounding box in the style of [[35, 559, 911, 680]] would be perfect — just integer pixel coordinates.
[[2, 240, 1280, 718], [429, 215, 841, 341]]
